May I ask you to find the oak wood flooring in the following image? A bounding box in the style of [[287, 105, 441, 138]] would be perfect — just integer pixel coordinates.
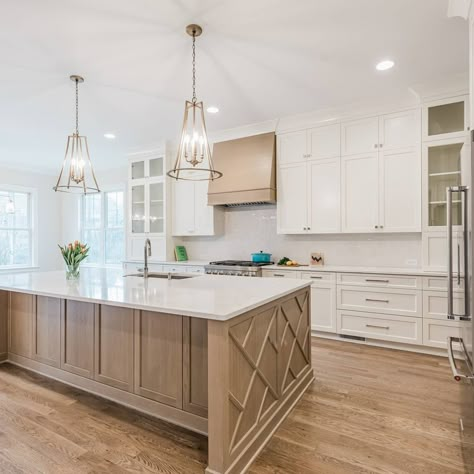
[[0, 338, 471, 473]]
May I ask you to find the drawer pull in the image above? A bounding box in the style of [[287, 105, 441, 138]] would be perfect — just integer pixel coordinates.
[[365, 298, 389, 303], [366, 324, 390, 330], [365, 279, 389, 283], [273, 274, 285, 277], [310, 276, 323, 279]]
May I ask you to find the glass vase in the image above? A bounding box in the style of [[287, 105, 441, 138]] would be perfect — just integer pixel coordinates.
[[66, 263, 80, 280]]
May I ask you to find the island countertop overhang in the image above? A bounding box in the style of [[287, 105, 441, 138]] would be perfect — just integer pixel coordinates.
[[0, 269, 311, 321]]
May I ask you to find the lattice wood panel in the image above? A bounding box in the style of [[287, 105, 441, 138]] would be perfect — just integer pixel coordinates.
[[228, 290, 310, 452]]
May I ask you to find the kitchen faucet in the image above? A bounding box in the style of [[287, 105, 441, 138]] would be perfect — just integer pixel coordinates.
[[144, 238, 152, 278]]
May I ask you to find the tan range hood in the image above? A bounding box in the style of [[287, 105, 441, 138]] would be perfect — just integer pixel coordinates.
[[207, 132, 276, 206]]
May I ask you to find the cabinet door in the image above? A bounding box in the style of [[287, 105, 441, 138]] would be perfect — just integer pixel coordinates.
[[134, 311, 183, 408], [183, 317, 208, 417], [172, 180, 195, 235], [194, 180, 215, 236], [380, 150, 421, 232], [308, 158, 340, 233], [277, 131, 307, 165], [310, 285, 336, 333], [9, 292, 34, 359], [277, 163, 308, 233], [0, 292, 7, 361], [341, 153, 379, 232], [95, 305, 134, 392], [33, 296, 61, 367], [423, 96, 468, 141], [61, 300, 95, 379], [379, 109, 420, 152], [130, 183, 146, 234], [341, 116, 379, 156], [308, 123, 340, 160], [148, 180, 164, 234]]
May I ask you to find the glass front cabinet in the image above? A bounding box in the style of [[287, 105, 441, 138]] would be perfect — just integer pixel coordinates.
[[128, 155, 167, 261]]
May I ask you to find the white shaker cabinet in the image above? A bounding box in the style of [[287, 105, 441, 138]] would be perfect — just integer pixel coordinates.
[[172, 180, 221, 236], [277, 163, 308, 233], [341, 116, 379, 156], [278, 130, 307, 165], [341, 153, 379, 232], [380, 109, 420, 152], [308, 123, 340, 160]]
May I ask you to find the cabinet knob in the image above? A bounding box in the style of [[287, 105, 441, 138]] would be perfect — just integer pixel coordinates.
[[307, 227, 311, 230], [380, 225, 384, 229], [374, 144, 378, 149], [375, 225, 379, 229]]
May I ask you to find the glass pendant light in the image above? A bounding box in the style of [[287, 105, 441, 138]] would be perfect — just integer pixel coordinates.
[[167, 24, 222, 181], [53, 75, 100, 194]]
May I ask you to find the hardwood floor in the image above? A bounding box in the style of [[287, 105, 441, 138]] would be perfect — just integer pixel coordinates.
[[0, 337, 471, 473]]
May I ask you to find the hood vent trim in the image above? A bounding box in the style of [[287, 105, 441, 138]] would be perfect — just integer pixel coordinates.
[[208, 132, 276, 206]]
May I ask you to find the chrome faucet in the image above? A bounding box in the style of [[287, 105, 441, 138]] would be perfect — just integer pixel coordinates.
[[144, 238, 152, 278]]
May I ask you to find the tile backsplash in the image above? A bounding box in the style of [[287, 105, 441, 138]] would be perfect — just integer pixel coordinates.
[[177, 206, 422, 268]]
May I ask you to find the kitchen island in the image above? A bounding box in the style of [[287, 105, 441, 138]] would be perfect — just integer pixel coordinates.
[[0, 269, 313, 474]]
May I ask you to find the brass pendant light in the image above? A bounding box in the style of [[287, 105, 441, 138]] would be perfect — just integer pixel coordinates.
[[53, 75, 100, 194], [167, 24, 222, 181]]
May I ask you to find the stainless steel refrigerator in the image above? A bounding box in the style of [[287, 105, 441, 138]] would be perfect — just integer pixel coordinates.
[[446, 130, 474, 472]]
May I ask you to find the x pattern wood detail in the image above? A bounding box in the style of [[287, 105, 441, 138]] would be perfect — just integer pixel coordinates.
[[228, 291, 310, 453]]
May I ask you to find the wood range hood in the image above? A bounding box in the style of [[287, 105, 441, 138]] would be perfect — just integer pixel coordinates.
[[207, 132, 276, 206]]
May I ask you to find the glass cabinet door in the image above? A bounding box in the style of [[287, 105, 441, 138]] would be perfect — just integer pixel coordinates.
[[131, 161, 145, 180], [427, 142, 464, 227], [131, 184, 145, 233], [149, 157, 164, 178], [149, 182, 164, 233], [427, 100, 465, 138]]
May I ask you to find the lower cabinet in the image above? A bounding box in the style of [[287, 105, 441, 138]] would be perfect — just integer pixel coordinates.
[[61, 300, 95, 379], [95, 305, 134, 392], [0, 292, 7, 360], [309, 283, 337, 333], [9, 292, 34, 359], [423, 318, 462, 349], [183, 317, 208, 417], [134, 310, 183, 408], [33, 296, 62, 368]]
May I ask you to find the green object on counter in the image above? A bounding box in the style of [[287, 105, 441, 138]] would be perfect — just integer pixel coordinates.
[[175, 245, 188, 262], [278, 257, 291, 266]]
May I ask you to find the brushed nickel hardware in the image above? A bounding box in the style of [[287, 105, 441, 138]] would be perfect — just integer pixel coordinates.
[[374, 144, 378, 148], [380, 225, 384, 229], [310, 275, 323, 279], [143, 238, 152, 278], [365, 298, 389, 303], [447, 186, 470, 321], [375, 225, 379, 229], [365, 279, 389, 283], [273, 274, 285, 277], [447, 336, 474, 381], [379, 143, 383, 148], [366, 324, 390, 329]]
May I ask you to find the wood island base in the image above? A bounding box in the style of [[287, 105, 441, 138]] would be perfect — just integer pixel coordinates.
[[0, 287, 313, 474]]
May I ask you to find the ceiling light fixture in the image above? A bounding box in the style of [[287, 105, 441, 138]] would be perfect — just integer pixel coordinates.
[[104, 133, 116, 140], [207, 106, 219, 114], [53, 75, 100, 194], [376, 60, 395, 71], [167, 24, 222, 181]]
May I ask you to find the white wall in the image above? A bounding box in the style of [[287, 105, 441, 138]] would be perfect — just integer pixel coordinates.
[[0, 166, 63, 271], [177, 206, 422, 268]]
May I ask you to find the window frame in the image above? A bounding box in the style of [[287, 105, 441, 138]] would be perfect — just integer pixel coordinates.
[[80, 186, 126, 268], [0, 184, 38, 271]]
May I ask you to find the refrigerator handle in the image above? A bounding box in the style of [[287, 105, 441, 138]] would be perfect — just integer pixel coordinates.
[[447, 336, 474, 381], [447, 186, 470, 321]]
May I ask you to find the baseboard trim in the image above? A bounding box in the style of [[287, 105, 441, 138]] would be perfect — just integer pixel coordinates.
[[6, 354, 208, 436]]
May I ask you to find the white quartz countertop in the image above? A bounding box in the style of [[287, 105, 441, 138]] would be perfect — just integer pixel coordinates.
[[0, 269, 310, 321], [124, 260, 209, 266], [263, 264, 448, 277]]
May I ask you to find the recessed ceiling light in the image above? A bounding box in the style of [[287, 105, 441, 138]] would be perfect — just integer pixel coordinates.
[[376, 60, 394, 71], [104, 133, 116, 139], [207, 106, 219, 114]]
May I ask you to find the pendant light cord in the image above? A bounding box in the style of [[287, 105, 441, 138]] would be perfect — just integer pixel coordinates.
[[75, 78, 79, 134], [192, 32, 197, 103]]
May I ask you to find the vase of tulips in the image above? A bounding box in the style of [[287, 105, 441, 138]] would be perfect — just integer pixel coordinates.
[[58, 241, 89, 280]]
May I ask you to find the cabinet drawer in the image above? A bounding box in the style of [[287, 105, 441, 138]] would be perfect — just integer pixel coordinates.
[[337, 273, 421, 289], [337, 310, 422, 344], [301, 272, 335, 285], [262, 270, 301, 279], [423, 276, 465, 292], [162, 265, 183, 273], [423, 291, 465, 320], [185, 266, 205, 274], [423, 318, 462, 349], [337, 286, 422, 317]]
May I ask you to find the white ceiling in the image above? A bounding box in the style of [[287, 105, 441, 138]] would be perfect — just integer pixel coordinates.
[[0, 0, 468, 173]]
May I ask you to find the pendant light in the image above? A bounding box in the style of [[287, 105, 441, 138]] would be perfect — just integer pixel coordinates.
[[53, 75, 100, 194], [5, 198, 15, 214], [167, 25, 222, 181]]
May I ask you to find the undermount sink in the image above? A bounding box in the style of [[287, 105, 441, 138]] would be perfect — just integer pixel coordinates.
[[123, 272, 195, 280]]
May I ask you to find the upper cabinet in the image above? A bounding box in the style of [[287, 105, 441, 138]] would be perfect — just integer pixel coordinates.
[[423, 96, 469, 141], [278, 108, 422, 235], [172, 180, 222, 236]]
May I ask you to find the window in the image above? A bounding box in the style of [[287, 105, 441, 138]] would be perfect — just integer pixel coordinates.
[[0, 188, 35, 268], [81, 190, 125, 266]]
